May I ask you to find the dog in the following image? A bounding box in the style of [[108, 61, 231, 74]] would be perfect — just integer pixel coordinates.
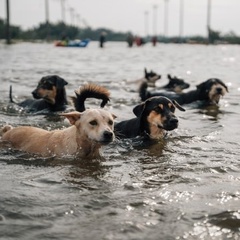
[[10, 75, 68, 113], [139, 78, 228, 106], [0, 110, 116, 158], [114, 96, 185, 139], [71, 83, 110, 112], [158, 74, 190, 93], [125, 68, 161, 87]]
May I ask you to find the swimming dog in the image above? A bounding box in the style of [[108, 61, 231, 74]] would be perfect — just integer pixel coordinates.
[[114, 96, 185, 139], [71, 83, 110, 112], [0, 110, 116, 158], [139, 78, 228, 106], [125, 68, 161, 88], [10, 75, 68, 113], [159, 74, 190, 93]]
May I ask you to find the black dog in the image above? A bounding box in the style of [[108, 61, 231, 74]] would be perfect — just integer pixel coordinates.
[[144, 68, 161, 87], [140, 78, 228, 106], [159, 74, 190, 93], [114, 96, 185, 139], [10, 75, 68, 113], [71, 83, 110, 112]]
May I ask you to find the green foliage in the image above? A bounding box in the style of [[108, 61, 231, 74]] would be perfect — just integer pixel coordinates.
[[0, 19, 130, 41], [0, 18, 240, 44]]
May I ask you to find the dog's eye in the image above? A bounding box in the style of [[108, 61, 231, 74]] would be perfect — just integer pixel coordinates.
[[154, 107, 162, 113], [89, 120, 98, 126], [108, 120, 113, 125]]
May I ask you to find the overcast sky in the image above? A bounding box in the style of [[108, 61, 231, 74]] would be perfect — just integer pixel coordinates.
[[0, 0, 240, 37]]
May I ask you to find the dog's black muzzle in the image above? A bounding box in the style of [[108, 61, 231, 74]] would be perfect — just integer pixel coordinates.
[[101, 131, 114, 144], [32, 89, 41, 99], [164, 117, 179, 131]]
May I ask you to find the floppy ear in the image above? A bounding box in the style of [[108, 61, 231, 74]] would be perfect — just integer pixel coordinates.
[[111, 113, 117, 119], [172, 100, 185, 112], [60, 111, 81, 125], [133, 102, 146, 117], [55, 75, 68, 88]]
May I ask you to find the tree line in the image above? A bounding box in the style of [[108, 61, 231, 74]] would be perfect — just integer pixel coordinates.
[[0, 18, 240, 44]]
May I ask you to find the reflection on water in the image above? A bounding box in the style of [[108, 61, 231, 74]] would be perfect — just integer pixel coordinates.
[[0, 42, 240, 239]]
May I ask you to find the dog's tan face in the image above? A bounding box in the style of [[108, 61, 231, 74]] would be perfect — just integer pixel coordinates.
[[63, 110, 116, 144], [146, 102, 179, 139], [208, 83, 228, 104], [36, 86, 57, 104]]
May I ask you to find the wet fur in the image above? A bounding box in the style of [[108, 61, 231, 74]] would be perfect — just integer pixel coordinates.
[[114, 96, 185, 139], [71, 83, 110, 112], [159, 74, 190, 93], [140, 78, 228, 105], [1, 110, 116, 158], [125, 68, 161, 88], [10, 75, 68, 113]]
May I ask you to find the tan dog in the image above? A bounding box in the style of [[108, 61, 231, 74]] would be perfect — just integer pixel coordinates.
[[1, 110, 116, 158]]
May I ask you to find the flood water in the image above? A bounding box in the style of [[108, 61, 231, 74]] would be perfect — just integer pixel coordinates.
[[0, 41, 240, 240]]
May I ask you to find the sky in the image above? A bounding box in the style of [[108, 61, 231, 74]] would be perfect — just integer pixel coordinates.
[[0, 0, 240, 37]]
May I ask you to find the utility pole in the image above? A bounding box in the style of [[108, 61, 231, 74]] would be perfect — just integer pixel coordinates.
[[45, 0, 49, 23], [152, 5, 158, 36], [207, 0, 212, 43], [164, 0, 169, 37], [179, 0, 184, 39], [144, 11, 149, 38], [69, 7, 75, 25], [6, 0, 11, 44], [60, 0, 66, 23]]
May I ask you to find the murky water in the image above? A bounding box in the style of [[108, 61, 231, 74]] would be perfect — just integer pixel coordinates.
[[0, 41, 240, 240]]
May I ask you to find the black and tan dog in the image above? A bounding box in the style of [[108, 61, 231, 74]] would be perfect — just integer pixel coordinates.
[[125, 68, 161, 88], [159, 74, 190, 93], [10, 75, 68, 113], [140, 78, 228, 106], [114, 96, 185, 139]]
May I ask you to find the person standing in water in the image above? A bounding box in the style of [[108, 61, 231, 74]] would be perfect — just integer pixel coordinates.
[[99, 31, 106, 48]]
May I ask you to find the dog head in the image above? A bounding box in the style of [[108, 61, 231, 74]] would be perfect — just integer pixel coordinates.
[[197, 78, 228, 104], [164, 74, 190, 93], [62, 110, 116, 145], [133, 96, 185, 139], [32, 75, 68, 104], [144, 68, 161, 87]]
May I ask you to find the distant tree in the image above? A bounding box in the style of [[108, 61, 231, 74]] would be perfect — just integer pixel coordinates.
[[208, 27, 221, 44]]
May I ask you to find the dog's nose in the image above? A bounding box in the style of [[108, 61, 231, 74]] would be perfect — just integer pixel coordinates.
[[32, 90, 40, 99], [103, 131, 113, 140], [169, 118, 178, 125], [216, 87, 222, 93]]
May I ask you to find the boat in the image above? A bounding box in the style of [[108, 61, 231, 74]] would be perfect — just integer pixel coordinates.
[[55, 39, 90, 48]]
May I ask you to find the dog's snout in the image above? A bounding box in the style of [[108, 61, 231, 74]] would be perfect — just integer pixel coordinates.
[[32, 89, 40, 99], [170, 118, 178, 125], [103, 131, 113, 140], [216, 87, 222, 93], [104, 131, 113, 138]]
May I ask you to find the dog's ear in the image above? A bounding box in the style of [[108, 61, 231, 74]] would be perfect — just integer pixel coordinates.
[[144, 68, 148, 77], [60, 111, 81, 125], [51, 75, 68, 88], [172, 100, 185, 112], [167, 74, 172, 80], [111, 113, 117, 119], [133, 102, 145, 117]]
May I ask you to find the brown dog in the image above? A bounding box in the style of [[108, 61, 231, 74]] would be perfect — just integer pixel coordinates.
[[1, 110, 116, 158]]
